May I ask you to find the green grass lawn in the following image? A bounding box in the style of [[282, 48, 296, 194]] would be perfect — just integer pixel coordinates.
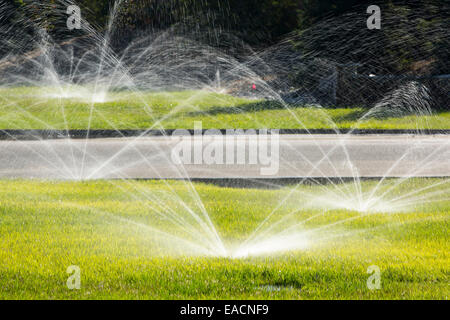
[[0, 86, 448, 130], [0, 178, 448, 299]]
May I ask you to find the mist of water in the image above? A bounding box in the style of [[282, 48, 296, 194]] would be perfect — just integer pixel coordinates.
[[0, 0, 448, 258]]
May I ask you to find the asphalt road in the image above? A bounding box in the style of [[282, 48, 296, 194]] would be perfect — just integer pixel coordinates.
[[0, 135, 448, 179]]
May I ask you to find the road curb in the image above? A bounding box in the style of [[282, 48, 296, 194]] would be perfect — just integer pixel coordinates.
[[0, 129, 449, 140], [113, 177, 450, 189]]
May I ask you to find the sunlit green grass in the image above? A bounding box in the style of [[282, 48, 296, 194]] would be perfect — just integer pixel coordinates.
[[0, 86, 448, 130], [0, 178, 448, 299]]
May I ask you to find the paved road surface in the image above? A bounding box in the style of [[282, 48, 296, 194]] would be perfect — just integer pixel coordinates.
[[0, 135, 448, 179]]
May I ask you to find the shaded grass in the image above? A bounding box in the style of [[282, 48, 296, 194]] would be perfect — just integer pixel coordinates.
[[0, 86, 448, 130], [0, 178, 448, 299]]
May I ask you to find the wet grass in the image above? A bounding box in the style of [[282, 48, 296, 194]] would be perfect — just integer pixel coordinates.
[[0, 86, 448, 130], [0, 178, 448, 299]]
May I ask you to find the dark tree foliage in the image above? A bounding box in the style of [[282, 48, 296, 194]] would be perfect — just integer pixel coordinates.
[[105, 0, 301, 45], [4, 0, 449, 75], [295, 0, 448, 75]]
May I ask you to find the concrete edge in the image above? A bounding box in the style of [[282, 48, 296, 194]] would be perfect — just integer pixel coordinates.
[[1, 129, 449, 140], [109, 177, 449, 189]]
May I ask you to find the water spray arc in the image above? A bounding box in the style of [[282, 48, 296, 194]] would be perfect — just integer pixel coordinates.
[[0, 0, 448, 258]]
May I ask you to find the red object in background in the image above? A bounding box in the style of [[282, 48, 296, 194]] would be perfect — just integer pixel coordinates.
[[252, 84, 256, 90]]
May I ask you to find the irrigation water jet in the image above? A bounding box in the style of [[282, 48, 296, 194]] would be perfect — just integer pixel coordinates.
[[0, 0, 448, 257]]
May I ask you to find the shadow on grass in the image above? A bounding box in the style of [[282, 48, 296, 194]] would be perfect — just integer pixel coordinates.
[[186, 100, 371, 124], [184, 99, 447, 126], [186, 100, 315, 117], [332, 109, 368, 123], [338, 107, 447, 122]]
